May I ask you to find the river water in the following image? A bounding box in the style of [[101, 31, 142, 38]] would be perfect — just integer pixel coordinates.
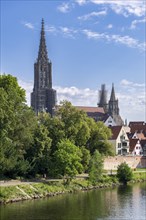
[[0, 182, 146, 220]]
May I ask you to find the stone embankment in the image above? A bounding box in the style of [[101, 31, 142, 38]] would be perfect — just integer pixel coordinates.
[[104, 156, 146, 170]]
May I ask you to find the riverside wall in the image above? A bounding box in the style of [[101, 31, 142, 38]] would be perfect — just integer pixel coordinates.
[[104, 156, 146, 170]]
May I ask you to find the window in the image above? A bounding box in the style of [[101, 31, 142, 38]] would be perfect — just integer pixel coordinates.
[[122, 142, 127, 147], [118, 143, 121, 148], [118, 150, 121, 155]]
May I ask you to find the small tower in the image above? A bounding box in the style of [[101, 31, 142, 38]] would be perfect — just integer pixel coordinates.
[[31, 19, 57, 116], [108, 83, 123, 125], [98, 84, 108, 113], [108, 83, 119, 116]]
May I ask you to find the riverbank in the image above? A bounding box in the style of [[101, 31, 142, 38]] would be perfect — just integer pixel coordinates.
[[0, 172, 145, 205]]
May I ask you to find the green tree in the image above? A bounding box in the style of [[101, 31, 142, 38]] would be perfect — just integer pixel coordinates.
[[89, 150, 104, 184], [117, 162, 133, 185], [80, 146, 91, 172], [57, 101, 90, 146], [53, 139, 83, 182], [87, 120, 113, 155], [0, 74, 37, 178], [26, 124, 52, 177], [38, 112, 65, 154]]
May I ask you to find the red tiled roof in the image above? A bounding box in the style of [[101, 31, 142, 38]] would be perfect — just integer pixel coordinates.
[[109, 126, 122, 139], [75, 106, 105, 113], [137, 133, 146, 140], [129, 138, 139, 152], [130, 125, 146, 134], [129, 121, 145, 127]]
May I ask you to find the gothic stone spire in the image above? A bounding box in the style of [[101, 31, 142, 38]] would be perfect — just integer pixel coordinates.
[[108, 83, 119, 117], [109, 83, 116, 101], [31, 19, 57, 116], [108, 84, 123, 125], [38, 18, 48, 62]]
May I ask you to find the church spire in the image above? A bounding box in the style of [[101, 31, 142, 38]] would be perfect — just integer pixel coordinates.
[[31, 19, 57, 116], [38, 18, 48, 61], [98, 84, 108, 112], [109, 83, 116, 101]]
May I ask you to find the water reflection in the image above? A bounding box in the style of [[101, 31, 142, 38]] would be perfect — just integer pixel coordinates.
[[0, 182, 146, 220]]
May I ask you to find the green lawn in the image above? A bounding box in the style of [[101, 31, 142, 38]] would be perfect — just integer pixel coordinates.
[[135, 168, 146, 172]]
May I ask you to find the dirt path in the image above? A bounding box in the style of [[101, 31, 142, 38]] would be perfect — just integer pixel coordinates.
[[0, 174, 89, 187], [0, 180, 37, 187]]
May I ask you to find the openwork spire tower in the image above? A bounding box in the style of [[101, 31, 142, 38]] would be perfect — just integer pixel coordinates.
[[31, 19, 56, 116]]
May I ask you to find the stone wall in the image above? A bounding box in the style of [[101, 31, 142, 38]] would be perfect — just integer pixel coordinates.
[[104, 156, 146, 170]]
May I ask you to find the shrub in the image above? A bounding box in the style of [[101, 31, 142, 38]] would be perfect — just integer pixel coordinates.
[[117, 162, 133, 185]]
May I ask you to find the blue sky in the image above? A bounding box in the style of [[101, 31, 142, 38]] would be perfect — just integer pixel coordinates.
[[1, 0, 145, 122]]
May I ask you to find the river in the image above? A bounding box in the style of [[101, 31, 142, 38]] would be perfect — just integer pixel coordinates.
[[0, 182, 146, 220]]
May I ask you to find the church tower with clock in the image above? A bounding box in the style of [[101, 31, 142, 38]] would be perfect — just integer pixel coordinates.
[[31, 19, 57, 116]]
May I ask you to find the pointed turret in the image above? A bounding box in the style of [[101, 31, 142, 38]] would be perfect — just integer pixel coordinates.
[[109, 83, 116, 101], [38, 18, 48, 62], [108, 84, 123, 125]]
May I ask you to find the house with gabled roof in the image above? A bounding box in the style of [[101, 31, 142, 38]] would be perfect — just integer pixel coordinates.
[[128, 121, 146, 138], [102, 114, 117, 127], [108, 126, 129, 155], [129, 139, 143, 155], [128, 121, 146, 156]]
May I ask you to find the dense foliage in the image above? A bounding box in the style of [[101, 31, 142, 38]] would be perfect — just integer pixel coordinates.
[[117, 162, 133, 185], [0, 74, 114, 180], [89, 150, 104, 184], [0, 74, 37, 178]]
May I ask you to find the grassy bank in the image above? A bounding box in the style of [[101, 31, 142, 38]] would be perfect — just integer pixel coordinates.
[[0, 172, 145, 205], [0, 175, 118, 204], [132, 171, 146, 181]]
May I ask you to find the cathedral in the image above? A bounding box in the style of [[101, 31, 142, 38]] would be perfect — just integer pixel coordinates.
[[31, 19, 57, 116], [98, 84, 123, 125], [31, 19, 123, 125]]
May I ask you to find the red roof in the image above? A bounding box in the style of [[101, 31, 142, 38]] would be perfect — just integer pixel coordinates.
[[129, 121, 145, 127], [130, 125, 146, 134], [75, 106, 105, 113], [129, 139, 139, 152], [109, 126, 122, 139]]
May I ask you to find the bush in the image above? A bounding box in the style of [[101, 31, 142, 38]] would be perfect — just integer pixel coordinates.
[[117, 162, 133, 185]]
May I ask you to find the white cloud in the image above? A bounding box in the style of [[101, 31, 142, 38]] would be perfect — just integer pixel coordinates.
[[78, 10, 107, 21], [54, 85, 98, 106], [60, 27, 78, 38], [90, 0, 145, 17], [19, 78, 145, 122], [110, 2, 144, 17], [18, 79, 33, 106], [22, 19, 145, 51], [107, 24, 113, 29], [118, 79, 145, 122], [82, 29, 146, 51], [75, 0, 87, 5], [130, 18, 146, 29], [57, 2, 72, 13], [120, 79, 133, 86], [120, 79, 145, 88], [45, 25, 57, 34], [24, 22, 34, 29]]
